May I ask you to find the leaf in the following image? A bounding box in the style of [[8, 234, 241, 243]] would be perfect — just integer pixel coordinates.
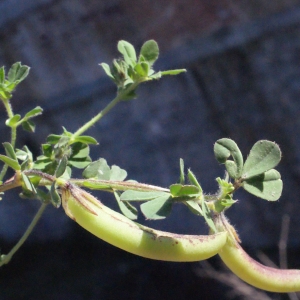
[[187, 169, 202, 190], [169, 184, 200, 197], [140, 40, 159, 66], [33, 158, 52, 170], [0, 155, 20, 170], [242, 140, 281, 179], [0, 89, 11, 100], [99, 63, 115, 80], [83, 158, 111, 180], [243, 169, 283, 201], [120, 190, 169, 201], [47, 134, 62, 144], [160, 69, 187, 76], [5, 114, 21, 127], [117, 40, 137, 66], [3, 142, 17, 160], [55, 156, 68, 178], [0, 66, 5, 84], [179, 158, 185, 184], [83, 159, 127, 180], [114, 191, 138, 220], [202, 199, 217, 233], [24, 106, 43, 119], [73, 136, 98, 145], [185, 200, 203, 216], [42, 144, 53, 157], [110, 165, 127, 181], [36, 188, 51, 204], [5, 81, 17, 92], [70, 143, 90, 159], [56, 136, 71, 148], [68, 157, 91, 169], [50, 182, 61, 208], [140, 194, 172, 220], [134, 62, 149, 77], [22, 120, 36, 132], [15, 149, 29, 161], [21, 173, 36, 193], [7, 62, 30, 84], [214, 138, 244, 179]]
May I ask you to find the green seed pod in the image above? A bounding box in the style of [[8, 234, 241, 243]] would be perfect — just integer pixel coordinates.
[[62, 184, 228, 262]]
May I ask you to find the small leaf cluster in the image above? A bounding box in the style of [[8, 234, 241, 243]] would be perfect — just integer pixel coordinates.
[[214, 138, 282, 201], [100, 40, 186, 99], [6, 106, 43, 133], [0, 63, 41, 132], [34, 128, 97, 176], [0, 62, 29, 101]]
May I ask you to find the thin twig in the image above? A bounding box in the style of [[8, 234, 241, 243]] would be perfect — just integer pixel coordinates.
[[0, 202, 48, 266]]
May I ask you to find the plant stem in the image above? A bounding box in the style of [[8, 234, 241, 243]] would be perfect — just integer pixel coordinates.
[[71, 81, 141, 139], [0, 98, 17, 182], [0, 202, 48, 266], [70, 178, 169, 193]]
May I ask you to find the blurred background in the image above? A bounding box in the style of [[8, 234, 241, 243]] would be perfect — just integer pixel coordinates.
[[1, 0, 300, 299]]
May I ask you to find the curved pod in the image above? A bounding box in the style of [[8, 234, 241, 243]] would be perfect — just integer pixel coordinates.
[[65, 188, 228, 262], [219, 240, 300, 292]]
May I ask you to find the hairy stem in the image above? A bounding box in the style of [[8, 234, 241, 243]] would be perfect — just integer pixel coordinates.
[[0, 202, 48, 266], [71, 81, 141, 139]]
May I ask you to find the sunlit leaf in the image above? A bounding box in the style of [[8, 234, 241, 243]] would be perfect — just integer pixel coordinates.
[[169, 184, 200, 197], [73, 136, 98, 145], [185, 200, 203, 216], [99, 63, 114, 80], [242, 140, 281, 179], [70, 143, 90, 159], [83, 158, 111, 180], [243, 169, 283, 201], [21, 173, 36, 193], [187, 169, 202, 190], [118, 40, 137, 66], [3, 142, 17, 160], [140, 194, 172, 220], [114, 191, 138, 220], [24, 106, 43, 119], [5, 115, 21, 127], [0, 155, 20, 170], [110, 165, 127, 181], [120, 190, 169, 201], [7, 62, 30, 84], [214, 138, 244, 179]]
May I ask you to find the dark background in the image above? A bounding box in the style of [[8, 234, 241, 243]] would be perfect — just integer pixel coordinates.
[[1, 1, 300, 299]]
